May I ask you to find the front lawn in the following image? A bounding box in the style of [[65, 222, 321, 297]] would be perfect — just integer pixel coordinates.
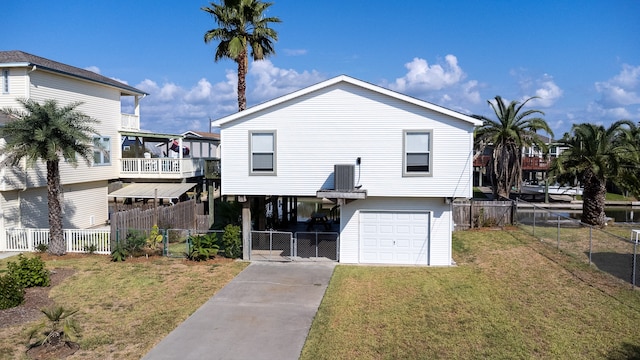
[[301, 229, 640, 359], [0, 254, 247, 359]]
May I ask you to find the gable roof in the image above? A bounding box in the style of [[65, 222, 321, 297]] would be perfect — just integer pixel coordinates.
[[182, 130, 220, 141], [0, 50, 147, 96], [211, 75, 483, 127]]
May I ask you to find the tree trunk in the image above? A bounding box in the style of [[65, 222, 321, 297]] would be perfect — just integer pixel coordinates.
[[47, 160, 66, 255], [581, 170, 607, 227], [236, 49, 248, 111]]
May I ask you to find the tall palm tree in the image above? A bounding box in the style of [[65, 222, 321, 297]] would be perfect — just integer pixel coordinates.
[[473, 96, 553, 199], [552, 121, 635, 227], [0, 99, 98, 255], [202, 0, 281, 111]]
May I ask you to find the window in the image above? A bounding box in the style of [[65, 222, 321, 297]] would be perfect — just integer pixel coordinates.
[[93, 137, 111, 165], [403, 130, 432, 176], [250, 131, 276, 174], [1, 69, 8, 94]]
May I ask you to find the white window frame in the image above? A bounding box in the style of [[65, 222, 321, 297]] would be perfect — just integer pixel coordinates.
[[403, 130, 432, 176], [249, 130, 276, 175], [1, 69, 8, 94], [93, 136, 111, 166]]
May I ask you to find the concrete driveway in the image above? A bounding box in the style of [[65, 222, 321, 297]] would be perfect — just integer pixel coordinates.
[[142, 261, 336, 360]]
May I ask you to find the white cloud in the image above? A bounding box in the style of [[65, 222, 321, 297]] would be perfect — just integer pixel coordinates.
[[283, 49, 308, 56], [84, 66, 101, 74], [520, 74, 563, 108], [389, 55, 465, 93], [595, 64, 640, 107], [249, 60, 324, 102]]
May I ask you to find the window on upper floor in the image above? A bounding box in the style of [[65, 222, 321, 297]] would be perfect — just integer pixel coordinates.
[[93, 136, 111, 165], [1, 69, 8, 94], [403, 130, 432, 176], [250, 131, 276, 175]]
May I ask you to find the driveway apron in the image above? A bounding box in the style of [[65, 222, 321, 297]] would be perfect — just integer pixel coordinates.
[[142, 261, 336, 360]]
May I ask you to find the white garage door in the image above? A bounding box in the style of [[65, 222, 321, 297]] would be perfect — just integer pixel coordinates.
[[359, 211, 430, 265]]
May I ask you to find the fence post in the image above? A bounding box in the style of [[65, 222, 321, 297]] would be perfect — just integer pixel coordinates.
[[557, 215, 560, 250], [470, 201, 474, 229], [633, 239, 637, 289], [315, 232, 319, 258], [533, 207, 536, 237], [589, 225, 593, 265]]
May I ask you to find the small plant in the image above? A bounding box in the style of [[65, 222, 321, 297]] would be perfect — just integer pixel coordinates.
[[124, 230, 146, 257], [221, 224, 242, 258], [35, 243, 48, 253], [146, 225, 164, 253], [111, 242, 128, 262], [27, 306, 81, 349], [6, 255, 50, 288], [185, 233, 219, 261], [0, 274, 24, 309], [83, 244, 97, 254]]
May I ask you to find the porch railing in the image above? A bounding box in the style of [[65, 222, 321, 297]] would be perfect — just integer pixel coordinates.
[[5, 228, 111, 254], [121, 113, 140, 131], [120, 158, 205, 178]]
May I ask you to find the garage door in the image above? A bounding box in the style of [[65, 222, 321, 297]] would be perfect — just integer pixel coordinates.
[[359, 211, 430, 265]]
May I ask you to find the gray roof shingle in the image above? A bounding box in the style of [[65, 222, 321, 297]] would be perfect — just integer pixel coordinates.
[[0, 50, 147, 95]]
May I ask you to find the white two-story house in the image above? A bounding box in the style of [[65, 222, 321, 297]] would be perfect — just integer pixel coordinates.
[[0, 50, 149, 244], [212, 75, 482, 266]]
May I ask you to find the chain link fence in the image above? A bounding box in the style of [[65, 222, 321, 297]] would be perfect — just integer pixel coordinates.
[[515, 199, 640, 287]]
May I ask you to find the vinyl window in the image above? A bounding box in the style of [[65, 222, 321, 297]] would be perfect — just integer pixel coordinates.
[[403, 130, 432, 176], [250, 131, 276, 174], [93, 136, 111, 165]]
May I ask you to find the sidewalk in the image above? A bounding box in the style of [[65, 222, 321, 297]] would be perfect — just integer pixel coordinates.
[[142, 261, 336, 360], [0, 252, 21, 260]]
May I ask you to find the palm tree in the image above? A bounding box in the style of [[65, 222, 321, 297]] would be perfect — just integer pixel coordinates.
[[551, 121, 635, 227], [0, 99, 98, 255], [473, 96, 553, 199], [202, 0, 281, 111]]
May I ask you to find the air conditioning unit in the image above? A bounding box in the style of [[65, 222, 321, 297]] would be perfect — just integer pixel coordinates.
[[334, 164, 355, 191]]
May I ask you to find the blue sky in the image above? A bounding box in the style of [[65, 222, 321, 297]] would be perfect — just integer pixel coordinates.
[[5, 1, 640, 138]]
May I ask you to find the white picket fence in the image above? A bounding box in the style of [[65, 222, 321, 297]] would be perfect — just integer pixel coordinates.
[[5, 228, 111, 254]]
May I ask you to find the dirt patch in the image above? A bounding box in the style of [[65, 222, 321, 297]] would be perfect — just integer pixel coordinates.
[[26, 341, 80, 360], [0, 268, 75, 328]]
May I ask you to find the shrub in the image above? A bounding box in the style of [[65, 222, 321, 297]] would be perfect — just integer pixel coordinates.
[[124, 230, 146, 257], [83, 244, 97, 254], [6, 255, 50, 288], [0, 274, 24, 309], [221, 224, 242, 258], [111, 241, 128, 262], [186, 233, 219, 262], [146, 225, 164, 252], [35, 243, 48, 253]]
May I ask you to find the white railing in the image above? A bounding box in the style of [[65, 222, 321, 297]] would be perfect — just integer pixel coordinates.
[[120, 158, 204, 178], [5, 228, 111, 254], [121, 113, 140, 131]]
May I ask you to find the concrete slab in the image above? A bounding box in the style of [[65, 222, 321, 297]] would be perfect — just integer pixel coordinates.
[[0, 252, 21, 260], [142, 261, 336, 360]]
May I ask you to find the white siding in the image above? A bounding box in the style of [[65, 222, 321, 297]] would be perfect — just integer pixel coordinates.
[[339, 197, 452, 266], [1, 181, 108, 229], [1, 69, 122, 191], [220, 83, 474, 199], [0, 68, 29, 108]]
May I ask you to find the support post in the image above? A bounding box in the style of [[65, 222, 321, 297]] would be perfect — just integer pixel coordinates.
[[208, 184, 215, 229], [242, 198, 251, 260]]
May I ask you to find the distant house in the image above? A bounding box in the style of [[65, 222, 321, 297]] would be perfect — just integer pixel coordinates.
[[0, 51, 221, 252], [0, 50, 147, 236], [212, 75, 482, 265]]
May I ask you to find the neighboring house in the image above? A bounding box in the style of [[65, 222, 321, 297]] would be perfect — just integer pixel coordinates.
[[212, 75, 482, 266], [0, 50, 147, 240], [473, 134, 565, 187]]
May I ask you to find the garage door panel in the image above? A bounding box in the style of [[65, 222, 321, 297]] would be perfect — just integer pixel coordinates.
[[359, 211, 430, 265]]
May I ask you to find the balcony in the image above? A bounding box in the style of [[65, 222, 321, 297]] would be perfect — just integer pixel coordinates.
[[521, 156, 552, 171], [121, 113, 140, 131], [119, 158, 211, 179]]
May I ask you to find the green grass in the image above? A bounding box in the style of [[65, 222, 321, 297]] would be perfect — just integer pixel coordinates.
[[0, 254, 247, 359], [301, 229, 640, 360], [473, 187, 488, 199]]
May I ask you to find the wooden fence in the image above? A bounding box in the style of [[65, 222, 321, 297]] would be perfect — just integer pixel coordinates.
[[453, 200, 515, 230], [110, 200, 206, 241]]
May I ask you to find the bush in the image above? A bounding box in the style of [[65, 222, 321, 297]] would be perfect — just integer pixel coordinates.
[[186, 233, 219, 262], [111, 241, 128, 262], [221, 224, 242, 258], [6, 255, 50, 288], [35, 243, 48, 253], [0, 274, 24, 309], [124, 230, 147, 257]]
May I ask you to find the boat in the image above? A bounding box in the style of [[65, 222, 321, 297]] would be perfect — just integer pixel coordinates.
[[520, 182, 583, 196]]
